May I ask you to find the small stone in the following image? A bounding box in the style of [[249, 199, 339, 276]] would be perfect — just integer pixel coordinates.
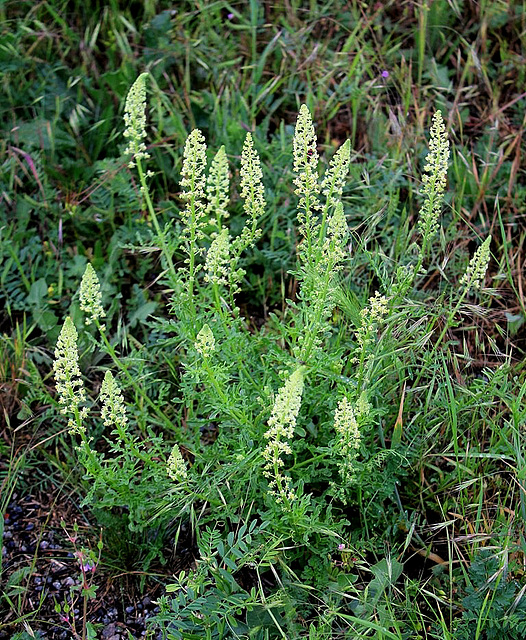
[[102, 623, 116, 638], [53, 580, 62, 590], [40, 540, 49, 549], [64, 577, 75, 586]]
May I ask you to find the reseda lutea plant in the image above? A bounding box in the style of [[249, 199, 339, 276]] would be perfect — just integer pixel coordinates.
[[52, 74, 492, 633]]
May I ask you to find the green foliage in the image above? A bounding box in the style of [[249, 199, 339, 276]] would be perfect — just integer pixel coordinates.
[[153, 521, 283, 640], [43, 79, 516, 637], [2, 2, 526, 637], [453, 549, 526, 640]]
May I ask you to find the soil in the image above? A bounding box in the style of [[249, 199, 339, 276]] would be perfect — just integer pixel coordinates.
[[1, 490, 174, 639]]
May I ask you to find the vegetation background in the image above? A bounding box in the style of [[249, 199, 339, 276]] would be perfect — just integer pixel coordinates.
[[1, 0, 525, 639]]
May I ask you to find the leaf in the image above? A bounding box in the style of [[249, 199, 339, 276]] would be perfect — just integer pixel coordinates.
[[367, 556, 404, 605], [27, 278, 48, 308], [128, 301, 158, 328]]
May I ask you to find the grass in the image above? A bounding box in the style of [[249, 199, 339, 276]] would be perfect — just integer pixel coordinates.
[[1, 1, 526, 639]]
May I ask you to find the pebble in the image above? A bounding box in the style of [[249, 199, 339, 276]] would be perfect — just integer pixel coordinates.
[[102, 623, 117, 638], [1, 493, 172, 640]]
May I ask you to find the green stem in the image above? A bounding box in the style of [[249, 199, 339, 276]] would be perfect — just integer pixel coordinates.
[[201, 358, 246, 425], [136, 158, 178, 287], [290, 451, 328, 471], [299, 259, 334, 362]]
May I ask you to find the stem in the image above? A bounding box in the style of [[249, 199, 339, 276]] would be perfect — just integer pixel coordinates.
[[82, 591, 87, 640], [201, 358, 246, 425], [290, 451, 328, 471], [136, 157, 178, 287], [299, 257, 334, 362]]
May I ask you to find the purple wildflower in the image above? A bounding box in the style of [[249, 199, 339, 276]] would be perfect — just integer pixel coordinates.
[[381, 70, 389, 78]]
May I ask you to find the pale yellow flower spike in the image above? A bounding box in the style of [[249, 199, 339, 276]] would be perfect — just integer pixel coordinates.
[[180, 128, 208, 242], [195, 324, 216, 357], [206, 145, 230, 227], [205, 228, 230, 286], [459, 235, 492, 293], [53, 317, 88, 432], [293, 105, 321, 250], [262, 367, 305, 505], [417, 110, 450, 245], [99, 371, 128, 429], [167, 445, 188, 481], [333, 397, 362, 484], [79, 263, 105, 328], [123, 72, 150, 168]]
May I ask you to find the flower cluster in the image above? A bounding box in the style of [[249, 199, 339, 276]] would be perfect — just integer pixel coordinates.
[[79, 263, 105, 328], [205, 228, 230, 286], [293, 105, 321, 247], [417, 111, 450, 246], [180, 128, 208, 244], [195, 324, 216, 357], [99, 371, 128, 429], [320, 139, 351, 214], [206, 145, 230, 228], [167, 444, 188, 481], [333, 395, 369, 485], [262, 368, 305, 505], [354, 291, 389, 359], [53, 317, 88, 432], [123, 73, 150, 168], [235, 133, 264, 252], [321, 201, 348, 269], [459, 235, 492, 293]]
